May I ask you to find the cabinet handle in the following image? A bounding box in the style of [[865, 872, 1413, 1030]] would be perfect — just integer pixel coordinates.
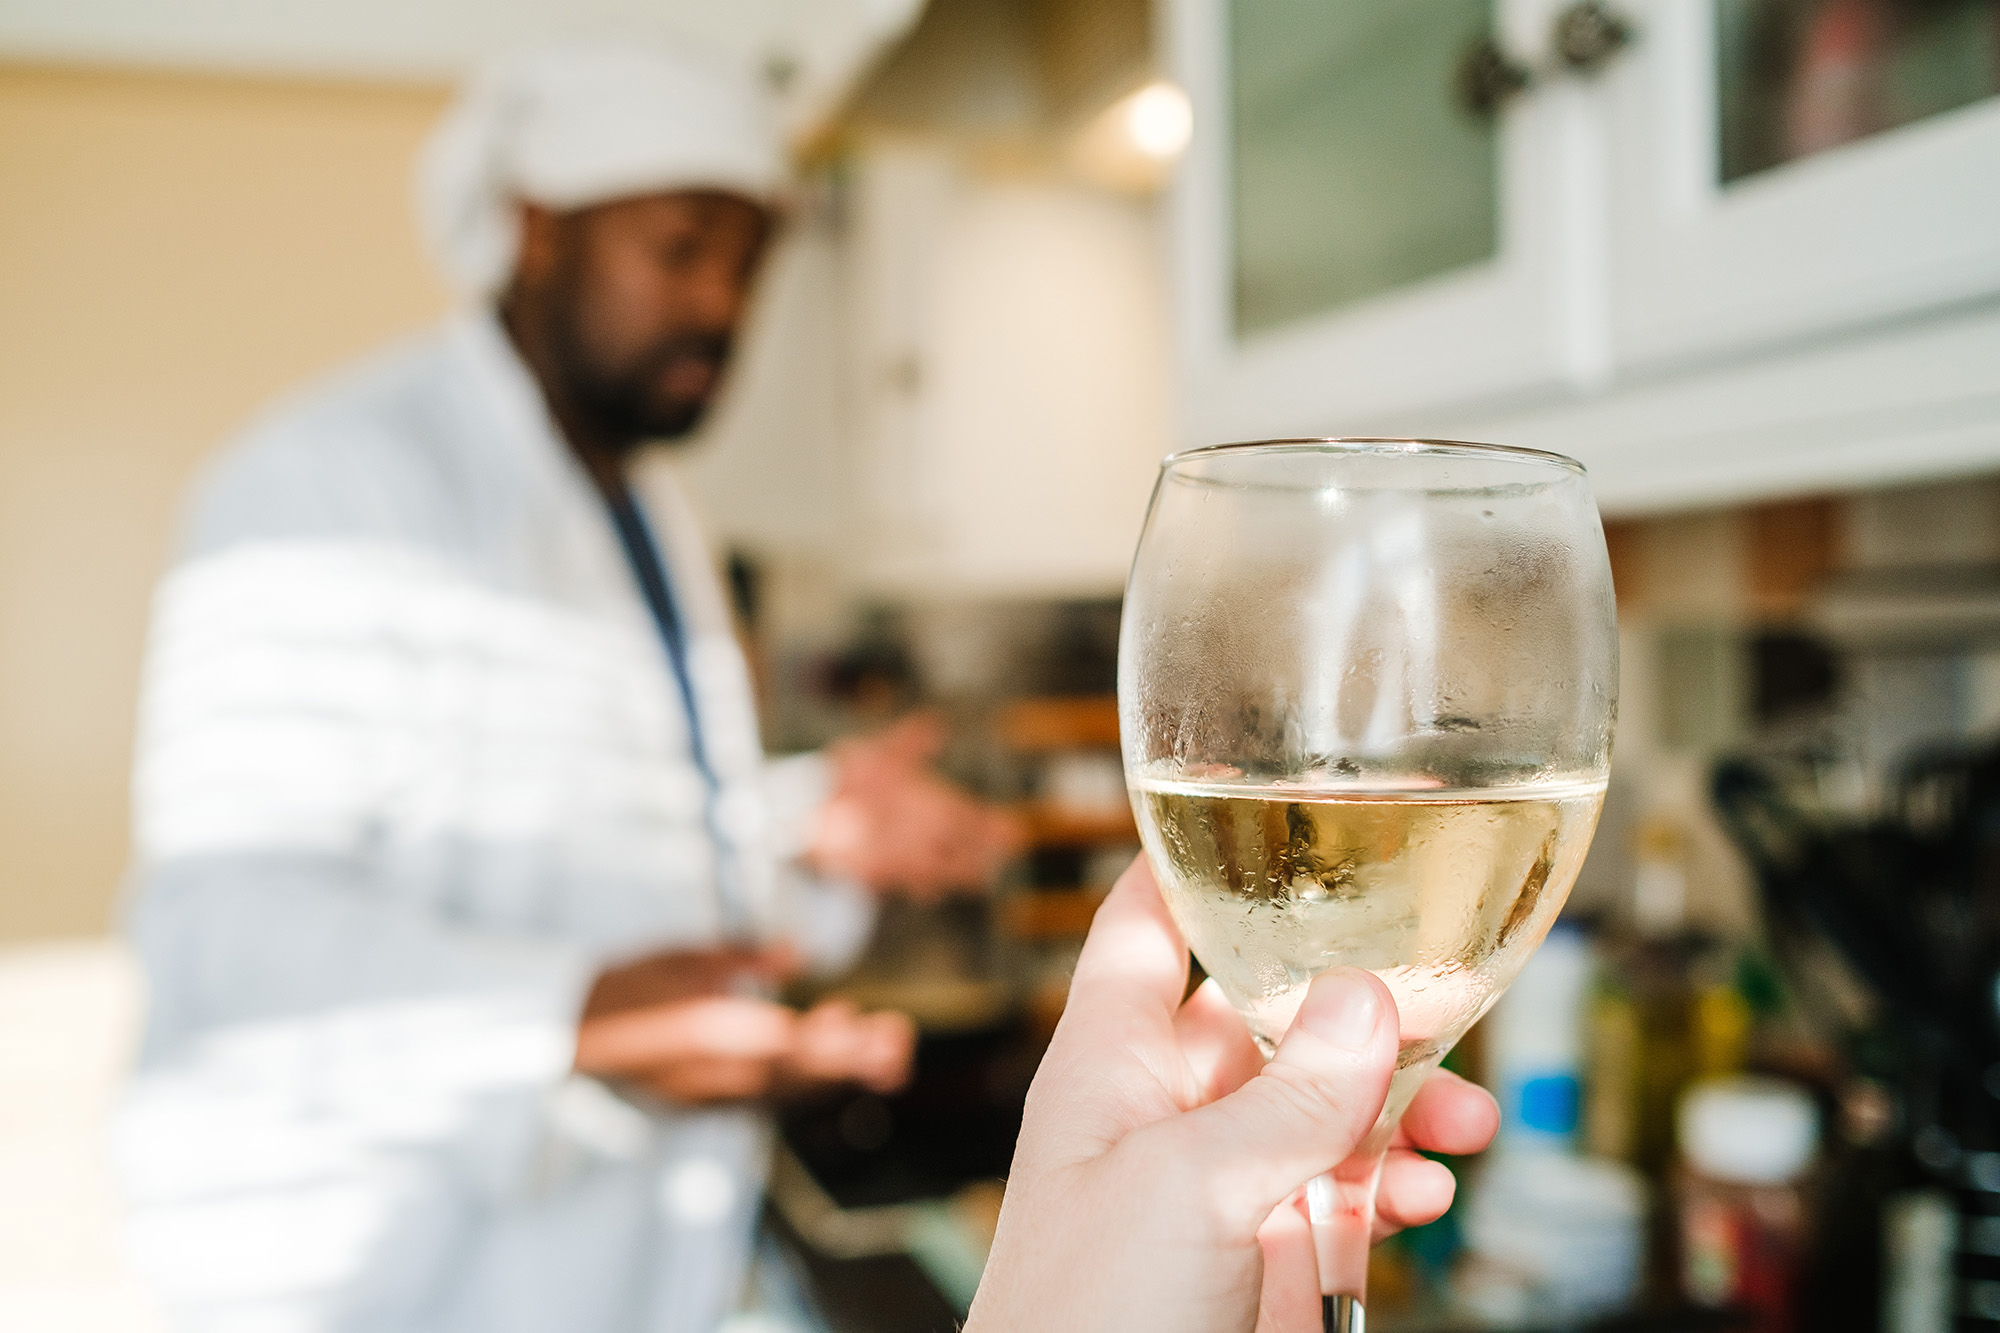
[[1454, 37, 1534, 118], [1454, 2, 1637, 119], [1553, 0, 1636, 73]]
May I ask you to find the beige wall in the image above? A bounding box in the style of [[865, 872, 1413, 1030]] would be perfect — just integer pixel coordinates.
[[0, 63, 452, 939]]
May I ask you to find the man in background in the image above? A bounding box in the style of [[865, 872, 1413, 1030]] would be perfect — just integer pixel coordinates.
[[120, 43, 1017, 1333]]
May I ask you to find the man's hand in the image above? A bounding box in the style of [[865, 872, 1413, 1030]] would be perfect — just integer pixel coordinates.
[[809, 713, 1023, 900], [573, 949, 916, 1104], [966, 857, 1500, 1333]]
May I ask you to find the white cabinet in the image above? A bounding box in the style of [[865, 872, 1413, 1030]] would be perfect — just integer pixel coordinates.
[[843, 149, 1171, 597], [694, 145, 1173, 597], [1604, 0, 2000, 371], [1167, 0, 1607, 444], [1169, 0, 2000, 510]]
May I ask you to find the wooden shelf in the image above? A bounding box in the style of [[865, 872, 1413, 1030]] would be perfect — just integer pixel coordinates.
[[998, 888, 1109, 940], [1014, 801, 1136, 846], [993, 695, 1121, 752], [827, 978, 1014, 1032]]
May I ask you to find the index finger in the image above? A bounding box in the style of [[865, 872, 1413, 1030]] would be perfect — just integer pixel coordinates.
[[1394, 1068, 1500, 1157]]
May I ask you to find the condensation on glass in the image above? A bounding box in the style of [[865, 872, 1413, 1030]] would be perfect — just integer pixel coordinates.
[[1228, 0, 1500, 337], [1718, 0, 2000, 183]]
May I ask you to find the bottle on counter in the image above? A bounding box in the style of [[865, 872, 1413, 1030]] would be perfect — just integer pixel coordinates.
[[1490, 922, 1592, 1152], [1459, 924, 1648, 1322], [1586, 813, 1758, 1175], [1676, 1076, 1821, 1333]]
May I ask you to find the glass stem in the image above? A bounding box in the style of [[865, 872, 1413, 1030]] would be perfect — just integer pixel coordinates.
[[1307, 1119, 1391, 1323], [1323, 1293, 1365, 1333]]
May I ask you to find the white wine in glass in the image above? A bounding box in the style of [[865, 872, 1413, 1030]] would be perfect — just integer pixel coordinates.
[[1118, 440, 1617, 1332]]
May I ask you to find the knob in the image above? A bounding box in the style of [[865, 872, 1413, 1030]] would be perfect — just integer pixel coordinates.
[[1553, 0, 1636, 73], [1454, 37, 1534, 118]]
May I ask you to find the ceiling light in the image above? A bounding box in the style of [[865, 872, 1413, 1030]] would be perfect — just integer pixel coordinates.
[[1125, 81, 1191, 161]]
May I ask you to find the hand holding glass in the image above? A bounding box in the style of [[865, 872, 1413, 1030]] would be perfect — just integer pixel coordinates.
[[1118, 440, 1617, 1331]]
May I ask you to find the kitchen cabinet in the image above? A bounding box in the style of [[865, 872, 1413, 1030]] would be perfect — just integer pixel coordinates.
[[1605, 0, 2000, 370], [841, 147, 1173, 596], [1168, 0, 1607, 442], [1168, 0, 2000, 510], [686, 149, 1172, 596]]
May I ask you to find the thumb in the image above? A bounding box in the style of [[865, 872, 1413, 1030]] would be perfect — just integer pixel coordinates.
[[1148, 968, 1398, 1235]]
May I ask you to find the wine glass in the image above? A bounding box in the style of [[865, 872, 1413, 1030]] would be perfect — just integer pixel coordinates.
[[1118, 439, 1617, 1332]]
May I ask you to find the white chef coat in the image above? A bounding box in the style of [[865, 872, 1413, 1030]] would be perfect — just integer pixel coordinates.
[[117, 312, 868, 1333]]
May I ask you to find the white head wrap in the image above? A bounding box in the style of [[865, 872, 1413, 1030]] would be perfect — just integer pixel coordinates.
[[418, 43, 786, 299]]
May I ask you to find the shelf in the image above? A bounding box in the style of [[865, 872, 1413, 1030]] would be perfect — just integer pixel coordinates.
[[1013, 801, 1136, 846], [998, 888, 1109, 940], [993, 695, 1121, 752], [828, 978, 1015, 1033]]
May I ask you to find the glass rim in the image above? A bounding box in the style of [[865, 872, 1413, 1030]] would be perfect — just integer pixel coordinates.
[[1160, 436, 1587, 477]]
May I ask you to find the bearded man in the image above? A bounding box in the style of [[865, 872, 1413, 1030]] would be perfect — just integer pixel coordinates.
[[119, 43, 1016, 1333]]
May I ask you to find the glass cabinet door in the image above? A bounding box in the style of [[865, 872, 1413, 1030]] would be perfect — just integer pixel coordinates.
[[1717, 0, 2000, 182], [1167, 0, 1599, 443], [1229, 0, 1499, 335], [1606, 0, 2000, 369]]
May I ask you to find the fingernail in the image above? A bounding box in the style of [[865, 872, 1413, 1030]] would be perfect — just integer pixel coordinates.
[[1302, 969, 1383, 1051]]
